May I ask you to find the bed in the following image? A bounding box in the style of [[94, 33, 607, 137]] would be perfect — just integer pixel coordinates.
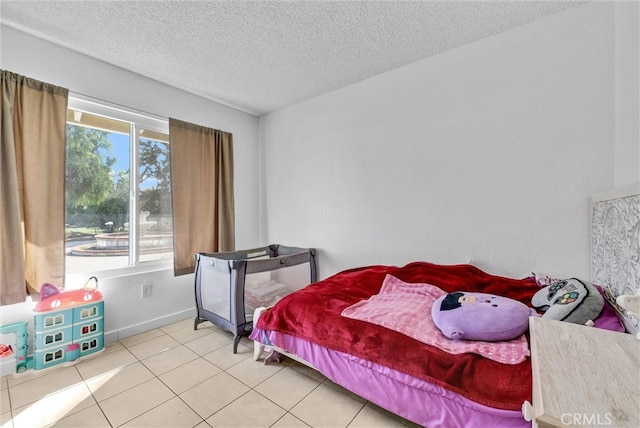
[[249, 191, 639, 428]]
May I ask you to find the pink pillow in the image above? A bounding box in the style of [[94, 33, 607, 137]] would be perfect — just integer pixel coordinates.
[[431, 291, 538, 341]]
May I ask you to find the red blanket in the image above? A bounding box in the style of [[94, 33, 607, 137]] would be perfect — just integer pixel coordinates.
[[255, 262, 539, 410]]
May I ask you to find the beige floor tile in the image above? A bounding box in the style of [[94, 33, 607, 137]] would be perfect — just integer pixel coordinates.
[[1, 376, 7, 390], [225, 354, 285, 388], [287, 360, 327, 383], [98, 377, 175, 427], [271, 413, 310, 427], [102, 340, 125, 354], [5, 374, 28, 389], [76, 347, 138, 380], [348, 404, 407, 427], [179, 372, 249, 419], [254, 366, 321, 410], [125, 334, 180, 361], [158, 357, 221, 395], [212, 329, 235, 341], [121, 396, 203, 427], [85, 361, 155, 402], [49, 403, 111, 427], [0, 387, 9, 413], [159, 318, 197, 334], [167, 323, 216, 344], [202, 343, 251, 370], [80, 348, 109, 365], [323, 378, 367, 404], [8, 366, 84, 408], [184, 331, 233, 356], [1, 410, 13, 428], [7, 364, 70, 388], [290, 383, 365, 428], [238, 336, 255, 348], [11, 382, 95, 428], [141, 345, 199, 376], [238, 341, 254, 354], [119, 328, 166, 348], [206, 390, 286, 427]]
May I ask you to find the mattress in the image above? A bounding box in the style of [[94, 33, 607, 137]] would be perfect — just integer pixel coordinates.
[[252, 328, 529, 428]]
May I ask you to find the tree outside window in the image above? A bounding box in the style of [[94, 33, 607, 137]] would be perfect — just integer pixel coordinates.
[[65, 100, 172, 275]]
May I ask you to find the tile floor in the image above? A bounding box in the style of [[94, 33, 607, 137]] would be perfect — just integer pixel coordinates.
[[0, 318, 419, 428]]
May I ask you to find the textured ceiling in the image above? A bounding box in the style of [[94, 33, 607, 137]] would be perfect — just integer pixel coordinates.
[[1, 1, 583, 115]]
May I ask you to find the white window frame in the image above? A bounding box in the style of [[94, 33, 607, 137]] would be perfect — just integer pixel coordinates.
[[66, 94, 173, 283]]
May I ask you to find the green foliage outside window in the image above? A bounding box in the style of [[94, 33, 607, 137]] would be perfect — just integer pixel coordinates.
[[65, 124, 171, 234]]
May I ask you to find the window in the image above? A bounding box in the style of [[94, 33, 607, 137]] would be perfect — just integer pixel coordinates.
[[81, 323, 98, 335], [44, 332, 63, 344], [81, 339, 98, 351], [80, 306, 98, 319], [65, 96, 172, 275], [45, 349, 64, 363], [44, 315, 64, 327]]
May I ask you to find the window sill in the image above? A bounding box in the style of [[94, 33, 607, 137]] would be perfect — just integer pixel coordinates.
[[65, 260, 177, 288]]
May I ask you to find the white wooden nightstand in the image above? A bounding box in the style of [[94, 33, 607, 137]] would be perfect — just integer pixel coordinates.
[[525, 316, 640, 428]]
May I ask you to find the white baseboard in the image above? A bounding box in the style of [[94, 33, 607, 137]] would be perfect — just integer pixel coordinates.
[[0, 358, 17, 377]]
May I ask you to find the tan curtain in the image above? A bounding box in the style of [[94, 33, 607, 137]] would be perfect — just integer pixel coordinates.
[[1, 70, 68, 304], [169, 118, 235, 276]]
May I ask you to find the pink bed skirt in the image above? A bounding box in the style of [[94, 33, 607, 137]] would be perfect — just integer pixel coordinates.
[[251, 328, 530, 428]]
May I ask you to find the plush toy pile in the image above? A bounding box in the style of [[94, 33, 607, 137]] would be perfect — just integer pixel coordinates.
[[431, 278, 606, 342], [531, 278, 604, 325]]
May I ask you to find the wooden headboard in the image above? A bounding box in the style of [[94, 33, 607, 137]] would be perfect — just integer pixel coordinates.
[[591, 189, 640, 334]]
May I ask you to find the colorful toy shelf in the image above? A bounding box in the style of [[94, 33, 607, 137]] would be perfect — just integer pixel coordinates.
[[0, 321, 30, 374], [32, 278, 105, 370]]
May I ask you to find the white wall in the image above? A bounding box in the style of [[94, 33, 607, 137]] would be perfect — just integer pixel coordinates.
[[0, 26, 261, 350], [261, 2, 627, 281], [614, 0, 640, 189]]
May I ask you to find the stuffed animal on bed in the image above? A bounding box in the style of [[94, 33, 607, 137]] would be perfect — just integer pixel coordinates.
[[531, 278, 604, 325], [431, 292, 537, 341]]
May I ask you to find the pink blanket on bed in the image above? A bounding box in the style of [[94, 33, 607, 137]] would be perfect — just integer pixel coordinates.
[[341, 274, 530, 364]]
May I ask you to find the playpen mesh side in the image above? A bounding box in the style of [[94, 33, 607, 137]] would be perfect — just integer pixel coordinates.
[[199, 266, 232, 322]]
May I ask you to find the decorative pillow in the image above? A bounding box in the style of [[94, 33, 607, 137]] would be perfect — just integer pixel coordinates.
[[531, 278, 604, 325], [431, 291, 537, 341]]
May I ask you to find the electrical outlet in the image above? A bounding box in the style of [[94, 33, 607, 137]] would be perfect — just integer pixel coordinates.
[[141, 283, 153, 298]]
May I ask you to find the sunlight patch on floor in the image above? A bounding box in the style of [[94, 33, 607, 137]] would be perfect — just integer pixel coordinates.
[[9, 367, 120, 428]]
